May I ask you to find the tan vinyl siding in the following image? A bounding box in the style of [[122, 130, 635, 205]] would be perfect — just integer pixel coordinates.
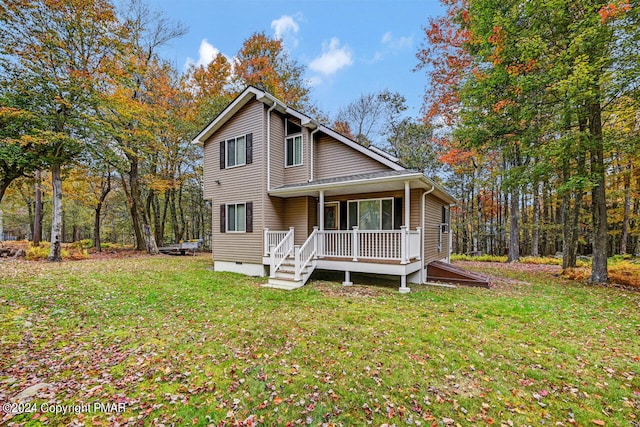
[[423, 193, 450, 263], [203, 100, 264, 264], [269, 110, 285, 189], [307, 196, 318, 233], [315, 134, 390, 180], [283, 118, 309, 185], [284, 197, 310, 245]]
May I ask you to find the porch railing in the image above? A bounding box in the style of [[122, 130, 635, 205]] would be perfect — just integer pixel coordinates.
[[265, 227, 422, 267], [264, 229, 290, 256], [295, 227, 318, 280], [269, 227, 294, 278], [317, 227, 421, 264]]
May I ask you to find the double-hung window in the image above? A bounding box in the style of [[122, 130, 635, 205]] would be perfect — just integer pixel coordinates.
[[285, 119, 303, 167], [347, 198, 394, 230], [226, 135, 246, 168], [227, 203, 246, 232]]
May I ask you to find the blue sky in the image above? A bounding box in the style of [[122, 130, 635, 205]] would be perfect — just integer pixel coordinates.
[[154, 0, 445, 120]]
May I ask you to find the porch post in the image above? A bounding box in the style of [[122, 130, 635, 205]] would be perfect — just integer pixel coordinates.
[[264, 228, 269, 256], [404, 180, 410, 229], [399, 275, 410, 293], [352, 226, 359, 262], [342, 270, 353, 286], [319, 190, 325, 231], [400, 226, 408, 264]]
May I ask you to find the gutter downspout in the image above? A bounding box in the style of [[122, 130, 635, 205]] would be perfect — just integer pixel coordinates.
[[266, 102, 277, 192], [421, 184, 435, 284], [309, 128, 320, 182]]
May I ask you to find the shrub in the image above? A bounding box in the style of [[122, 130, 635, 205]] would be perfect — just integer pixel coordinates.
[[450, 254, 508, 263], [25, 242, 89, 261]]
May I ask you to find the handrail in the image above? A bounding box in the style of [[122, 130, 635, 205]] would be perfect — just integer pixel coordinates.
[[270, 227, 294, 277], [295, 227, 318, 280], [264, 229, 289, 255]]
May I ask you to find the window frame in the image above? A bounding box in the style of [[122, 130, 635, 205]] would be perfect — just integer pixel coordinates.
[[226, 202, 247, 233], [347, 197, 394, 230], [285, 134, 303, 168], [225, 135, 246, 169]]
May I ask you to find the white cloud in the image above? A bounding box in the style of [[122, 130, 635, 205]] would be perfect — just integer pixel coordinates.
[[309, 38, 353, 76], [380, 31, 413, 50], [271, 15, 300, 40], [184, 39, 221, 70]]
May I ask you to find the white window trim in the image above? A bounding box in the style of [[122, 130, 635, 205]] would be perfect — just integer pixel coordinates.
[[226, 202, 247, 233], [347, 197, 394, 230], [225, 135, 246, 169], [285, 133, 303, 168]]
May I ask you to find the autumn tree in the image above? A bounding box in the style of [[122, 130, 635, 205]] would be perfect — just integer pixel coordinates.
[[418, 0, 636, 282], [234, 31, 310, 109], [99, 0, 186, 254], [0, 0, 120, 261]]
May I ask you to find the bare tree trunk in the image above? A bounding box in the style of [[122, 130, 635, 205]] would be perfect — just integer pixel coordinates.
[[121, 173, 144, 251], [508, 184, 520, 262], [620, 161, 631, 254], [48, 163, 63, 262], [129, 159, 158, 255], [532, 179, 540, 257], [93, 172, 111, 253], [589, 101, 608, 284], [33, 170, 42, 246]]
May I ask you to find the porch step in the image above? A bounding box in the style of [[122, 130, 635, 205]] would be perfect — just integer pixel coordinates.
[[263, 255, 314, 290], [263, 277, 305, 290]]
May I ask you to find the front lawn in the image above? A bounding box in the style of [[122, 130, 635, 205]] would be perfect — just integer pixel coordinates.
[[1, 256, 638, 426]]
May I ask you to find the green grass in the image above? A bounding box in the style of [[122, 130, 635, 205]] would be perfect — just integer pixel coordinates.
[[1, 256, 639, 426]]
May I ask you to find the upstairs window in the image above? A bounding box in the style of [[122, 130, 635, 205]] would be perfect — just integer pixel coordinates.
[[285, 119, 303, 167], [220, 133, 252, 169], [226, 135, 245, 168]]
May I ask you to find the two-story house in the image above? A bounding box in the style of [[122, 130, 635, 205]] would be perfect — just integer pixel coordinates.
[[192, 86, 476, 292]]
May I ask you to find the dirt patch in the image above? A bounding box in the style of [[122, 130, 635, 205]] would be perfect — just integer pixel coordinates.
[[308, 280, 388, 298]]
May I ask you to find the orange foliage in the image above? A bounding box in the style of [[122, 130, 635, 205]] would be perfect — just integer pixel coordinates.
[[332, 120, 355, 140], [598, 0, 631, 23], [493, 99, 515, 113], [416, 0, 472, 124]]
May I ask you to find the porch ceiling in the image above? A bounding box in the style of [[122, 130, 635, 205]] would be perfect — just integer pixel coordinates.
[[268, 170, 456, 203]]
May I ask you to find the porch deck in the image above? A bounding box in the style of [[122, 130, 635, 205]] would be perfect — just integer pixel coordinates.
[[263, 227, 423, 291]]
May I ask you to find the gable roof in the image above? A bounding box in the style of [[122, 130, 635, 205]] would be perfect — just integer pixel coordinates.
[[190, 85, 405, 172]]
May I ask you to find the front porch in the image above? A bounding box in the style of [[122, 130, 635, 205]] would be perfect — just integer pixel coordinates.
[[262, 226, 423, 292]]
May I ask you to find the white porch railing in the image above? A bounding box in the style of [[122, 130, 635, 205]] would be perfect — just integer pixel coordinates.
[[264, 229, 290, 256], [269, 227, 294, 278], [317, 226, 421, 264], [295, 227, 318, 280], [265, 227, 422, 268]]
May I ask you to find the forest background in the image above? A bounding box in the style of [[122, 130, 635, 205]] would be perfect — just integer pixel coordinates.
[[0, 0, 637, 284]]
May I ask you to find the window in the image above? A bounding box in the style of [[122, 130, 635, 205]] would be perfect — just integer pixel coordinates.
[[286, 135, 303, 167], [227, 203, 246, 232], [324, 202, 339, 230], [347, 198, 394, 230], [226, 135, 246, 168], [441, 206, 450, 233]]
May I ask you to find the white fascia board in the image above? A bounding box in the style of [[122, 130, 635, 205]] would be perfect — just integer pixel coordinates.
[[318, 125, 405, 171], [268, 172, 426, 196], [191, 87, 264, 145]]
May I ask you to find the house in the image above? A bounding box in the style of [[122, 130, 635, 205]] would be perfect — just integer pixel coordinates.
[[192, 86, 462, 292]]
